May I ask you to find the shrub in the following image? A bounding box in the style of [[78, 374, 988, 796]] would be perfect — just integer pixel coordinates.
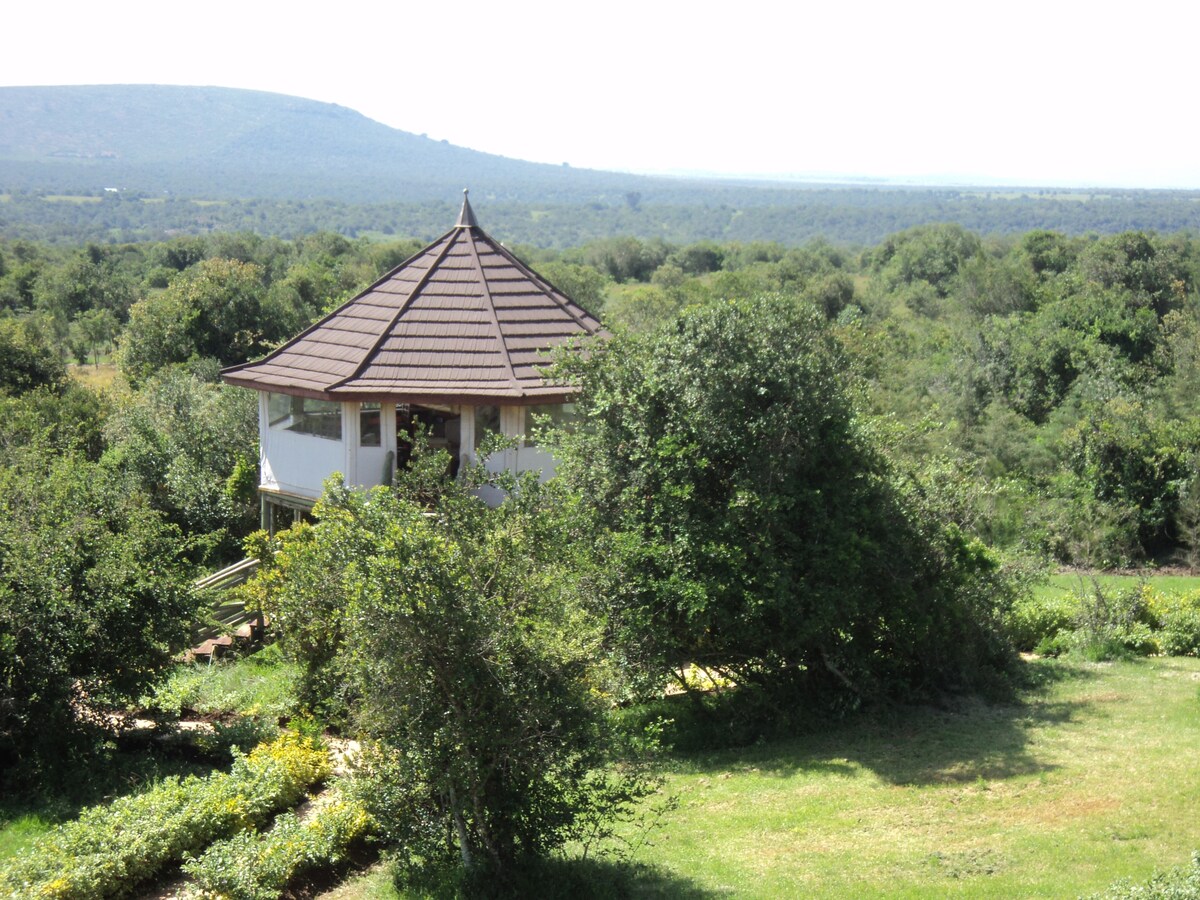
[[1006, 593, 1080, 652], [183, 795, 372, 900], [1090, 850, 1200, 899], [1147, 589, 1200, 658], [0, 733, 328, 899]]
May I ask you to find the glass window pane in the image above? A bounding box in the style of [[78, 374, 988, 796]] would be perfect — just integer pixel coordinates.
[[526, 403, 577, 441], [269, 395, 342, 440], [268, 392, 295, 427], [360, 402, 381, 447]]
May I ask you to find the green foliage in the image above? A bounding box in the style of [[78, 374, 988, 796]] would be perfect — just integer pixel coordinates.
[[1006, 593, 1079, 652], [183, 794, 372, 900], [102, 364, 258, 563], [0, 444, 198, 765], [1146, 590, 1200, 657], [1016, 583, 1200, 661], [0, 315, 65, 395], [0, 382, 109, 460], [1060, 398, 1198, 559], [553, 295, 1018, 706], [535, 260, 610, 317], [1090, 851, 1200, 899], [1066, 583, 1158, 661], [254, 469, 657, 882], [870, 223, 983, 298], [145, 644, 300, 723], [0, 732, 329, 899], [117, 257, 268, 384]]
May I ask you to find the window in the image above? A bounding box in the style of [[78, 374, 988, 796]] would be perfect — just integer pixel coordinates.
[[525, 403, 577, 443], [267, 393, 342, 441], [360, 402, 381, 447]]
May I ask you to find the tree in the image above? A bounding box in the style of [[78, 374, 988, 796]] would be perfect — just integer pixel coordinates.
[[118, 258, 268, 385], [254, 464, 651, 885], [552, 295, 1015, 704], [0, 315, 66, 396], [535, 261, 609, 317], [0, 446, 198, 766], [871, 223, 983, 298], [103, 364, 259, 563], [75, 307, 119, 366]]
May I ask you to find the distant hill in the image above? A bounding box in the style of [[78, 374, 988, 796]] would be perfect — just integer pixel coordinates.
[[4, 85, 1200, 247], [0, 84, 670, 203]]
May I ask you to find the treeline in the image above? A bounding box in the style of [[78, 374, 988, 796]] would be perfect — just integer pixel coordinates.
[[5, 185, 1200, 246]]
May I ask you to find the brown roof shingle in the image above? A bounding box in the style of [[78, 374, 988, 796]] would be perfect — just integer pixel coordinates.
[[222, 192, 603, 404]]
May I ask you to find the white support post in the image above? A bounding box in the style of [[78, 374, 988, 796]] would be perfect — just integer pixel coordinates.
[[342, 401, 357, 485]]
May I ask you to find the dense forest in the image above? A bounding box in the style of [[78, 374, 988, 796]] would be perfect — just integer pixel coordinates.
[[6, 187, 1200, 246], [3, 223, 1198, 570], [6, 87, 1200, 248]]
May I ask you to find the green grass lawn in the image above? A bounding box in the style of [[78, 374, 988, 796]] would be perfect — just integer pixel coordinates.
[[1037, 572, 1200, 600], [8, 653, 1198, 898], [639, 657, 1200, 898], [324, 656, 1200, 899]]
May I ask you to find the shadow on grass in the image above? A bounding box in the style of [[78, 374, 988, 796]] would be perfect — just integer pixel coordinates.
[[643, 657, 1104, 788], [403, 856, 726, 899]]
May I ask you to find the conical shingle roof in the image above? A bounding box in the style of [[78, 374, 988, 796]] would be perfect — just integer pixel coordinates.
[[222, 192, 603, 404]]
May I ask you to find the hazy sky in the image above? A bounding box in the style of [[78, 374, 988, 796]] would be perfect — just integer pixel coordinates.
[[5, 0, 1198, 188]]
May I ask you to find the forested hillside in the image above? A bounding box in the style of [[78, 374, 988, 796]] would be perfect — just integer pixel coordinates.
[[0, 85, 651, 202]]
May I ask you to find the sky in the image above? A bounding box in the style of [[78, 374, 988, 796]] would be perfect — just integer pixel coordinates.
[[5, 0, 1199, 189]]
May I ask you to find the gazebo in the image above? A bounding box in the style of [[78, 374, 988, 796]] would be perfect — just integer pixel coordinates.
[[221, 191, 604, 527]]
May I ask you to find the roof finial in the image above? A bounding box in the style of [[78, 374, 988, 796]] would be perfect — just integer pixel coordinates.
[[456, 188, 479, 228]]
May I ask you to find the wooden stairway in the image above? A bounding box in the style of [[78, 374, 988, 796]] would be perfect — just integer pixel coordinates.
[[186, 557, 266, 661]]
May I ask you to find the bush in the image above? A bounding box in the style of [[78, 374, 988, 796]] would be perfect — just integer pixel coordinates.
[[1090, 850, 1200, 899], [1006, 593, 1079, 652], [1147, 590, 1200, 658], [0, 733, 328, 899], [183, 795, 372, 900], [1069, 583, 1159, 660]]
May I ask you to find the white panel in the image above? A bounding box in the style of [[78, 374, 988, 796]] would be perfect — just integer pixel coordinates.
[[262, 429, 348, 500]]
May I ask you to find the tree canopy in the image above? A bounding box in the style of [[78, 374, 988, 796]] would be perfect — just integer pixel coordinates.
[[553, 295, 1016, 704]]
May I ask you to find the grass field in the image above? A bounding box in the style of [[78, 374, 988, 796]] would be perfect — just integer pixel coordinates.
[[6, 654, 1197, 898], [1037, 571, 1200, 599], [68, 362, 119, 390], [320, 656, 1200, 898], [641, 657, 1200, 897]]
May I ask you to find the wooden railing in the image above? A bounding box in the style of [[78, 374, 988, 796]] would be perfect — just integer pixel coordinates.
[[190, 557, 264, 652]]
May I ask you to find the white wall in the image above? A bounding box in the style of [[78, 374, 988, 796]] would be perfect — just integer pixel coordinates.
[[258, 395, 560, 506]]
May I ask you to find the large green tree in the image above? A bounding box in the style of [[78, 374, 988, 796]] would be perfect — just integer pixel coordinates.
[[118, 257, 269, 384], [103, 364, 259, 564], [0, 446, 198, 765], [553, 295, 1016, 703], [254, 464, 649, 885]]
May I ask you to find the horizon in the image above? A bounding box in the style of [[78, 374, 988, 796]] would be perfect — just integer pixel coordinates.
[[5, 1, 1200, 191]]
